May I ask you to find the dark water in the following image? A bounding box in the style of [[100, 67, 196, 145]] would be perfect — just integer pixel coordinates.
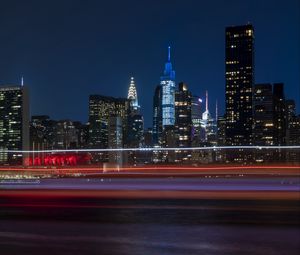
[[0, 198, 299, 255]]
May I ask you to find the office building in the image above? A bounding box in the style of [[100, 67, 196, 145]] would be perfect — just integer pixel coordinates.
[[175, 82, 192, 162], [225, 24, 254, 147], [0, 85, 29, 165], [89, 95, 130, 162]]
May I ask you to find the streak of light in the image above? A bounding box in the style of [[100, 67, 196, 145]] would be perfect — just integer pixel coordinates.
[[1, 145, 300, 153]]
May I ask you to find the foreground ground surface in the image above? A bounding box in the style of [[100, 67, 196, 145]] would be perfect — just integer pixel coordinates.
[[0, 175, 299, 255]]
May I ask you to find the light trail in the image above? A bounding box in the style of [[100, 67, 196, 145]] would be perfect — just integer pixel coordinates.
[[1, 145, 300, 153], [1, 165, 299, 177]]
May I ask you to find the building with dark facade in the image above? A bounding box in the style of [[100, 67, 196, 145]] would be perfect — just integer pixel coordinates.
[[225, 24, 254, 162], [108, 115, 123, 166], [225, 24, 254, 147], [30, 115, 56, 150], [273, 83, 286, 146], [175, 82, 192, 162], [253, 84, 274, 146], [88, 95, 130, 150], [253, 84, 274, 162], [152, 85, 162, 146], [191, 95, 202, 147], [0, 85, 29, 165]]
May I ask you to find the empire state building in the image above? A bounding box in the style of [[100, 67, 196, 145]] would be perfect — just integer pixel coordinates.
[[161, 46, 176, 127]]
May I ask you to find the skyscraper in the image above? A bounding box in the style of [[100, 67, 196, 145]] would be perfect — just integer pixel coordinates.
[[108, 115, 123, 166], [161, 46, 176, 127], [0, 85, 29, 165], [152, 85, 162, 145], [127, 77, 140, 112], [175, 82, 192, 162], [191, 95, 202, 146], [253, 84, 274, 162], [253, 84, 274, 146], [225, 24, 254, 147], [201, 91, 217, 145], [175, 83, 192, 145], [273, 83, 286, 146]]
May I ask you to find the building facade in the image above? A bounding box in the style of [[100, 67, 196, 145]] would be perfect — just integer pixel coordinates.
[[175, 82, 192, 162], [0, 85, 29, 165], [152, 85, 162, 146], [88, 95, 130, 151], [161, 46, 176, 127], [225, 24, 254, 147]]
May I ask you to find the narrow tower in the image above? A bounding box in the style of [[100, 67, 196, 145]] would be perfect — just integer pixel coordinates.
[[161, 46, 176, 127], [127, 77, 139, 111]]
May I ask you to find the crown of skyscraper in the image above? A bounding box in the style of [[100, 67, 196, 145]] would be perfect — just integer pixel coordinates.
[[127, 76, 139, 109]]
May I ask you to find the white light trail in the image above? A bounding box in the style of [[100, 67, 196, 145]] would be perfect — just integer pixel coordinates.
[[1, 145, 300, 154]]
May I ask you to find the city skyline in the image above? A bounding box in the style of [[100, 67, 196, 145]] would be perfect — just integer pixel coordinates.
[[0, 0, 299, 128]]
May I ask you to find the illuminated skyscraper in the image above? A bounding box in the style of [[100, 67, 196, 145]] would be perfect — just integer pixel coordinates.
[[191, 95, 202, 146], [127, 77, 140, 112], [175, 82, 192, 162], [201, 91, 217, 145], [161, 46, 176, 127], [0, 85, 29, 165], [225, 24, 254, 146]]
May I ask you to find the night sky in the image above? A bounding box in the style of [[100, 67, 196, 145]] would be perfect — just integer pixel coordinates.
[[0, 0, 299, 128]]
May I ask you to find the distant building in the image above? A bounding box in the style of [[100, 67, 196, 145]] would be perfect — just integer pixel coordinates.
[[0, 85, 29, 165], [152, 85, 162, 146], [161, 46, 176, 127], [144, 128, 153, 148], [225, 24, 254, 162], [253, 84, 274, 146], [191, 95, 202, 146], [162, 125, 176, 163], [54, 120, 79, 149], [217, 116, 226, 146], [273, 83, 286, 146], [127, 114, 144, 148], [285, 99, 296, 124], [108, 116, 123, 166], [30, 115, 56, 150], [89, 95, 130, 162], [88, 95, 130, 149], [175, 82, 192, 162], [127, 77, 140, 112], [253, 84, 274, 162], [285, 100, 299, 163], [286, 115, 300, 163], [216, 115, 226, 162], [201, 91, 217, 145]]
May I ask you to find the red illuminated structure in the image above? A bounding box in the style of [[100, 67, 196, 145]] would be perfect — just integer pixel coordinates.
[[26, 153, 92, 166]]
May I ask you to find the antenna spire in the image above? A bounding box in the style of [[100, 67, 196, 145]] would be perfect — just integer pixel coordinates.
[[168, 46, 171, 62], [21, 76, 24, 86], [205, 90, 208, 112], [216, 99, 218, 120]]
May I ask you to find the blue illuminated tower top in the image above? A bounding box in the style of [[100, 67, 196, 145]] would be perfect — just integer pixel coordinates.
[[161, 46, 175, 81]]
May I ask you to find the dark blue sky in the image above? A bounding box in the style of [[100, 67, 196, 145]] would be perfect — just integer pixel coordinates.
[[0, 0, 299, 127]]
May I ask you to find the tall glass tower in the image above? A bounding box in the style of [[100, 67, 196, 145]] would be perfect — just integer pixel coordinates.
[[161, 46, 176, 127]]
